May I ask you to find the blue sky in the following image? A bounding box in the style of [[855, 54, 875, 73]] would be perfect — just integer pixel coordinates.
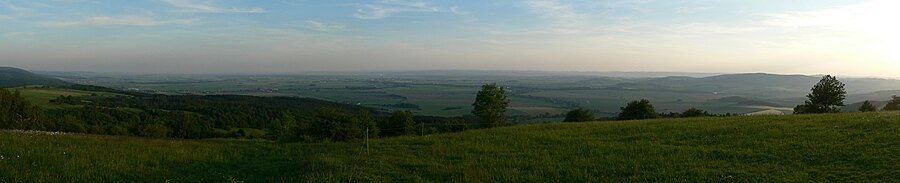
[[1, 0, 898, 77]]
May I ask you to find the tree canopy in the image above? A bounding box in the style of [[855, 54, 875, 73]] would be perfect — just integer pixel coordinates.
[[681, 108, 709, 118], [472, 83, 509, 128], [859, 100, 878, 112], [564, 108, 594, 122], [794, 75, 846, 114], [618, 99, 658, 120], [884, 96, 900, 111]]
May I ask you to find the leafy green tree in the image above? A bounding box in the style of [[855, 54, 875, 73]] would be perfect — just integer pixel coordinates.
[[859, 100, 878, 112], [381, 110, 416, 136], [794, 75, 846, 114], [564, 108, 594, 122], [472, 83, 509, 128], [0, 88, 46, 130], [309, 108, 377, 141], [270, 111, 298, 141], [618, 99, 659, 120], [681, 108, 708, 118], [884, 96, 900, 111]]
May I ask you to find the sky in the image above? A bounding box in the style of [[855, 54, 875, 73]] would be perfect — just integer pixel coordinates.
[[1, 0, 898, 77]]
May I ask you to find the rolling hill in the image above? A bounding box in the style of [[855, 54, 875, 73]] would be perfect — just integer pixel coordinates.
[[2, 112, 898, 182], [0, 67, 70, 87]]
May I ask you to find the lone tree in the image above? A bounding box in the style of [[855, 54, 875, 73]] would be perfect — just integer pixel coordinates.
[[794, 75, 846, 114], [564, 108, 594, 122], [859, 100, 878, 112], [618, 99, 658, 120], [884, 95, 900, 111], [681, 107, 709, 118], [472, 83, 509, 128]]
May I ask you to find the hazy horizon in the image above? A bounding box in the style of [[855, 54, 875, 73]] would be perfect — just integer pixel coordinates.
[[2, 0, 898, 77]]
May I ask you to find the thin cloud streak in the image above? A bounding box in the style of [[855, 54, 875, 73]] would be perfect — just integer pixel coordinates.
[[353, 0, 466, 19], [162, 0, 265, 13], [306, 21, 345, 32], [40, 16, 196, 27]]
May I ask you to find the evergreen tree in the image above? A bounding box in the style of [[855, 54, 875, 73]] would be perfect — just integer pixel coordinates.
[[859, 100, 878, 112], [884, 96, 900, 111], [794, 75, 846, 114], [472, 83, 509, 128]]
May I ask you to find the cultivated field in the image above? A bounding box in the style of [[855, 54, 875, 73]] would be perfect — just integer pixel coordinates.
[[2, 112, 898, 182], [54, 73, 862, 117]]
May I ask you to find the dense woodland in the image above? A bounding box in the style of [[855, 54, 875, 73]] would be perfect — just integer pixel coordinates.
[[1, 85, 475, 141]]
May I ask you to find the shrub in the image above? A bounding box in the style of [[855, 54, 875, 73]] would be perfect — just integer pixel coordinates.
[[564, 108, 594, 122], [618, 99, 658, 120]]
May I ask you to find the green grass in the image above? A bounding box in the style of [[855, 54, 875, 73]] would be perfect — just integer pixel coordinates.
[[11, 87, 125, 109], [2, 112, 900, 182]]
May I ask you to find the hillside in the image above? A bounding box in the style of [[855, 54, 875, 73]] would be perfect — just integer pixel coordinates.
[[2, 112, 898, 182], [0, 67, 70, 87]]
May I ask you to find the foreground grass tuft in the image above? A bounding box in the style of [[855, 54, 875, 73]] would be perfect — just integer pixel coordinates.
[[2, 112, 900, 182]]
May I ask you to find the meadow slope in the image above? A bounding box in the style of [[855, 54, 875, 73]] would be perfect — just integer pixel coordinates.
[[2, 112, 899, 182]]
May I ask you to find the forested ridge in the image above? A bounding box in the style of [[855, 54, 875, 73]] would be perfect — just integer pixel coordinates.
[[1, 85, 472, 141]]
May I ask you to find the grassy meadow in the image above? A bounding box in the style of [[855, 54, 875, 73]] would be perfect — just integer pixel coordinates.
[[2, 112, 900, 182], [12, 87, 125, 109]]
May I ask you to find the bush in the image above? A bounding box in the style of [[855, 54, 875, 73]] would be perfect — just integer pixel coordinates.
[[564, 108, 594, 122], [618, 99, 658, 120], [681, 108, 708, 118]]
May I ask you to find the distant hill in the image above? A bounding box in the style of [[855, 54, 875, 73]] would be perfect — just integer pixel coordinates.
[[0, 67, 70, 87], [843, 100, 890, 112]]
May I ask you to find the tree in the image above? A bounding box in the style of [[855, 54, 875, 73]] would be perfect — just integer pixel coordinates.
[[564, 108, 594, 122], [308, 108, 377, 141], [884, 95, 900, 111], [794, 75, 846, 114], [0, 88, 46, 130], [618, 99, 658, 120], [472, 83, 509, 128], [681, 108, 708, 118], [381, 110, 416, 136], [859, 100, 878, 112], [270, 111, 298, 141]]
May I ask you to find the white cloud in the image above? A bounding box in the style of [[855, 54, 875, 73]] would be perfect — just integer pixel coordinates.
[[41, 16, 196, 27], [162, 0, 265, 13], [353, 0, 466, 19], [306, 21, 345, 32]]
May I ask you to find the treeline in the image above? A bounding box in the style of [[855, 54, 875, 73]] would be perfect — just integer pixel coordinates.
[[562, 100, 740, 123], [1, 86, 480, 142]]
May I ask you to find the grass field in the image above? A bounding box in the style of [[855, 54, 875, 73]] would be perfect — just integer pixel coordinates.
[[11, 87, 125, 109], [2, 112, 899, 182]]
